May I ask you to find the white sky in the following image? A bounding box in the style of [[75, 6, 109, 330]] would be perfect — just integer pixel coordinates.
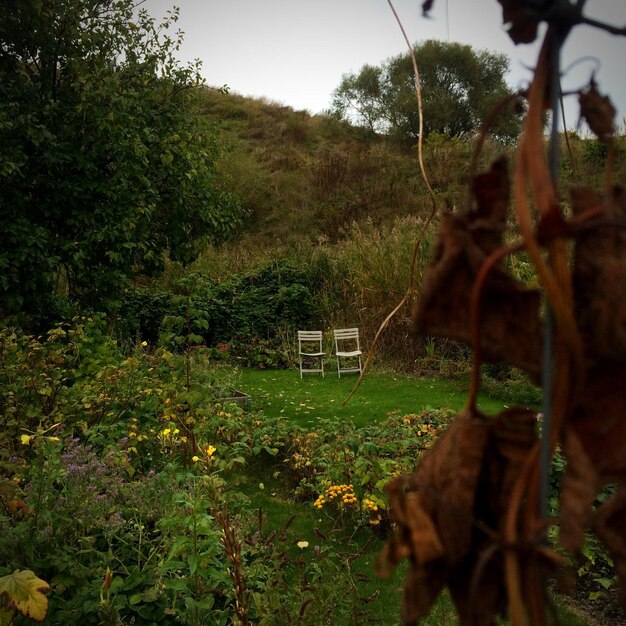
[[143, 0, 625, 132]]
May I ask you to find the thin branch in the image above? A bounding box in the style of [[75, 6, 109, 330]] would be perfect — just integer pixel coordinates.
[[343, 0, 438, 404], [579, 16, 626, 37]]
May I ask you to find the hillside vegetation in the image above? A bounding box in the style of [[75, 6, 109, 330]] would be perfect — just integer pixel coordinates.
[[199, 88, 474, 244], [154, 88, 626, 370], [200, 88, 624, 248]]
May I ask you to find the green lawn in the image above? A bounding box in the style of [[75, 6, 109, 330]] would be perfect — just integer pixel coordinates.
[[239, 368, 508, 428]]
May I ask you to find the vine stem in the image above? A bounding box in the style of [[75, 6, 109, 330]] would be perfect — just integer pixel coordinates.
[[344, 0, 438, 405], [466, 241, 525, 413]]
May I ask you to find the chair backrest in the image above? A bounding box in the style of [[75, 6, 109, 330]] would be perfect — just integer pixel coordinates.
[[298, 330, 323, 343], [334, 328, 360, 349], [298, 330, 323, 352]]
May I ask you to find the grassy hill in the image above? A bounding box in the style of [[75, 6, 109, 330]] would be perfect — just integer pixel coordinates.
[[197, 87, 624, 250], [198, 88, 476, 245]]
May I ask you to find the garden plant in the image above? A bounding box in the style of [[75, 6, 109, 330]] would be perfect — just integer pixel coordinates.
[[1, 0, 625, 624]]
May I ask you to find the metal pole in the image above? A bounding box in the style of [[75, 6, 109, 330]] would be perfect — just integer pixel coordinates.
[[539, 3, 572, 520]]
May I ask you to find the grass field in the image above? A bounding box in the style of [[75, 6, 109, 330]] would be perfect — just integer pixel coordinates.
[[239, 368, 509, 427]]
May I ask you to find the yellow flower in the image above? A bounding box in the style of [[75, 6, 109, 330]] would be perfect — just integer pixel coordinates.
[[296, 541, 309, 549], [20, 434, 34, 445], [162, 428, 171, 436], [192, 456, 200, 463], [205, 445, 216, 457], [141, 341, 147, 347]]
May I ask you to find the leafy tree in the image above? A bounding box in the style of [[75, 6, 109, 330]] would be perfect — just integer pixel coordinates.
[[0, 0, 243, 317], [331, 39, 521, 147]]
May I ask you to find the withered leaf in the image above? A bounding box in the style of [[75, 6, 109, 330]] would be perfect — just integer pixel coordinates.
[[380, 407, 549, 625], [414, 212, 542, 377], [593, 488, 626, 609], [470, 157, 510, 253], [378, 411, 489, 623], [579, 80, 616, 141], [378, 480, 444, 573], [573, 186, 626, 364], [497, 0, 541, 44], [421, 0, 435, 17], [449, 408, 539, 626], [569, 365, 626, 484], [483, 407, 539, 521], [401, 561, 449, 625], [559, 431, 599, 554], [448, 554, 507, 626], [408, 410, 489, 561], [381, 411, 489, 566]]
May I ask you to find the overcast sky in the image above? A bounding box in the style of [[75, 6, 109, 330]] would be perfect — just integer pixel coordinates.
[[143, 0, 625, 132]]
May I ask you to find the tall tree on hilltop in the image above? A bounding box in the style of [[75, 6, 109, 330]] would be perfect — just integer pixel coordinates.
[[0, 0, 243, 318], [331, 39, 522, 147]]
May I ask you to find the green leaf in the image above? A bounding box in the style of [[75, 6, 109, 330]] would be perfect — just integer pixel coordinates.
[[164, 578, 188, 592], [188, 554, 199, 576], [596, 577, 615, 590], [193, 596, 215, 610]]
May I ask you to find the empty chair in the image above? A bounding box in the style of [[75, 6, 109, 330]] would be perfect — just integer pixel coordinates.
[[297, 330, 325, 378], [333, 328, 363, 378]]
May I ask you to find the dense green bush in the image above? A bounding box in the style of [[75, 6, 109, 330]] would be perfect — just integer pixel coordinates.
[[118, 261, 323, 367]]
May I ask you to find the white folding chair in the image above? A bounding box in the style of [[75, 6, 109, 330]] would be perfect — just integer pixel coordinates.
[[297, 330, 325, 378], [333, 328, 362, 378]]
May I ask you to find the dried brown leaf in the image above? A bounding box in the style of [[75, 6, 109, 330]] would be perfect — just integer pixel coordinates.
[[559, 431, 599, 553], [497, 0, 541, 44], [401, 562, 449, 625], [569, 365, 626, 483], [421, 0, 435, 17], [593, 487, 626, 609], [380, 407, 548, 625], [378, 411, 489, 622], [449, 553, 508, 626], [484, 407, 539, 520], [573, 186, 626, 363], [470, 157, 510, 253], [378, 478, 444, 575], [579, 81, 616, 141], [409, 410, 489, 561], [414, 212, 542, 376]]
